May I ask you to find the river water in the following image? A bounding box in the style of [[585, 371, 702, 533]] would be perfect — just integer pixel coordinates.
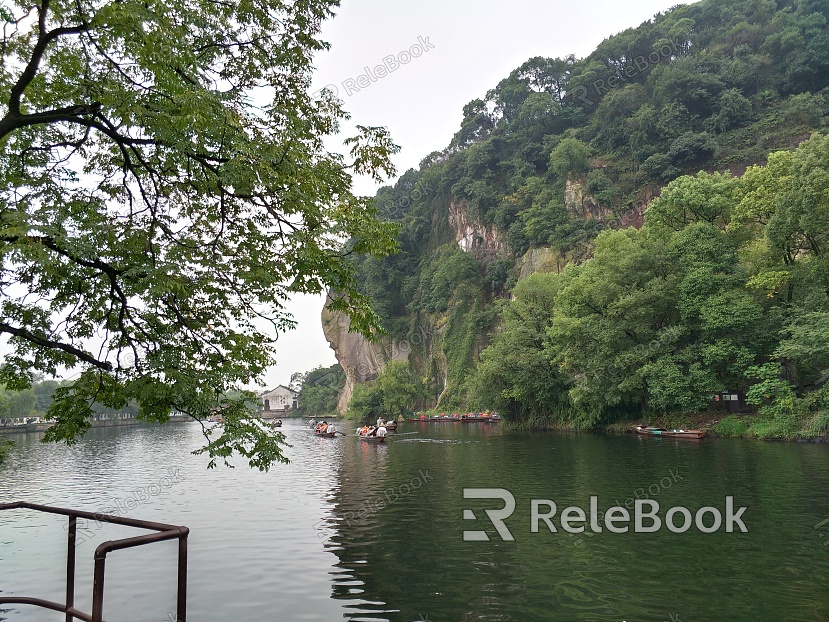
[[1, 420, 828, 621]]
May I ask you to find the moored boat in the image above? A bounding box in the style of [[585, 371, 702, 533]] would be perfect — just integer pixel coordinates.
[[635, 426, 706, 439], [407, 413, 501, 423], [461, 413, 501, 423], [406, 414, 460, 423]]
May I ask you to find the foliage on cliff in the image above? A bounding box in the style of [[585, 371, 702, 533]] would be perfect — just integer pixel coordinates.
[[346, 0, 829, 429], [473, 133, 829, 434]]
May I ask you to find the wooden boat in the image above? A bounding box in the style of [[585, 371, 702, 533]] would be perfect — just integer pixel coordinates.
[[271, 420, 282, 428], [377, 421, 398, 431], [358, 434, 387, 443], [406, 415, 460, 423], [314, 430, 338, 438], [460, 414, 501, 423], [635, 426, 706, 439]]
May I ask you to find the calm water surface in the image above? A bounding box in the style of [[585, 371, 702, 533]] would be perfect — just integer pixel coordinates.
[[1, 421, 829, 621]]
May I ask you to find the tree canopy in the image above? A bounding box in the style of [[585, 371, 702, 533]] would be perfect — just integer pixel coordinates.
[[0, 0, 399, 468]]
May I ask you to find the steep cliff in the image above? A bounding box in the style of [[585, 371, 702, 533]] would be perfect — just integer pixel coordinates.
[[321, 305, 409, 413], [325, 0, 829, 415], [448, 199, 505, 258]]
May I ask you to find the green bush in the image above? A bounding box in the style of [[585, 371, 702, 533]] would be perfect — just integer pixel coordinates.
[[712, 415, 750, 437], [667, 132, 718, 166], [704, 89, 754, 133], [802, 412, 829, 438], [585, 169, 616, 205], [549, 138, 592, 180], [640, 153, 671, 180], [747, 416, 800, 440]]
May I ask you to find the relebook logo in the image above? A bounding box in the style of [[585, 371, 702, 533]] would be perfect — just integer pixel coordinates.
[[462, 489, 748, 542]]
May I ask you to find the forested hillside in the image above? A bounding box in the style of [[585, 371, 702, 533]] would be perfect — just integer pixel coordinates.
[[339, 0, 829, 437]]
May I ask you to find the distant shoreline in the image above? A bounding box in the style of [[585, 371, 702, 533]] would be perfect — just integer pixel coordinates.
[[0, 415, 195, 435]]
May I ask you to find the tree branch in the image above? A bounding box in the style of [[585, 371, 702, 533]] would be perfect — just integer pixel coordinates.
[[0, 321, 112, 370], [8, 12, 89, 116]]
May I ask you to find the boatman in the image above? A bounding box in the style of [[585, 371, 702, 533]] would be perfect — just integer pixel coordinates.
[[376, 424, 387, 438]]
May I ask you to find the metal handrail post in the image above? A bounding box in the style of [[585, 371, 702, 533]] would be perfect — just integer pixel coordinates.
[[177, 534, 188, 622], [91, 554, 107, 622], [0, 502, 188, 622], [66, 514, 77, 622]]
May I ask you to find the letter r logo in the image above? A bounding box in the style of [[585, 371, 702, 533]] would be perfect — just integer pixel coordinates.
[[463, 488, 516, 542]]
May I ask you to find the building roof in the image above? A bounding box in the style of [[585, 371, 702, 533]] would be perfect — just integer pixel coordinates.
[[260, 385, 298, 397]]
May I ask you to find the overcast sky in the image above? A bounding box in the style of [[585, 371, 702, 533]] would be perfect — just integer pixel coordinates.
[[263, 0, 688, 390]]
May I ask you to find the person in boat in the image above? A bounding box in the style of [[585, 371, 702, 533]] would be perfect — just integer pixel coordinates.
[[376, 424, 387, 438], [359, 425, 369, 437], [367, 425, 377, 437], [377, 417, 385, 427]]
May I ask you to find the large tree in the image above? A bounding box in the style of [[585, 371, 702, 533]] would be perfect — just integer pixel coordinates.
[[0, 0, 399, 468]]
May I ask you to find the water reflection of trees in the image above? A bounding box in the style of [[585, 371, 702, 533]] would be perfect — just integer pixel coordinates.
[[322, 426, 527, 621]]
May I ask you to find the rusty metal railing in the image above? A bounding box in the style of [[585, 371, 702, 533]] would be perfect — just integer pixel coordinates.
[[0, 501, 188, 622]]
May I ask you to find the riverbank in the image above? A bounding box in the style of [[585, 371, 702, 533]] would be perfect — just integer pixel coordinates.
[[604, 411, 829, 442], [496, 410, 829, 443], [0, 415, 195, 435]]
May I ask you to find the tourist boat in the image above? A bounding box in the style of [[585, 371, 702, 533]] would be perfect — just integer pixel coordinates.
[[271, 420, 282, 428], [407, 413, 501, 423], [460, 413, 501, 423], [358, 434, 388, 443], [635, 426, 706, 439], [314, 430, 338, 438], [377, 421, 398, 431], [406, 414, 460, 423]]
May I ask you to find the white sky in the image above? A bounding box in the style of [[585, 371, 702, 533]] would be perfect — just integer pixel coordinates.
[[265, 0, 687, 389]]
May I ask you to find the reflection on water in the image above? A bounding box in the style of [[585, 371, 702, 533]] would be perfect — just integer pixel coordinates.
[[1, 421, 829, 621]]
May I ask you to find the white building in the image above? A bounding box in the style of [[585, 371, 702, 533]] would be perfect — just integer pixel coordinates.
[[260, 385, 299, 415]]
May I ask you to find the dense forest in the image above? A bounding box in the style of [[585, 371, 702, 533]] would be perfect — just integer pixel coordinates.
[[340, 0, 829, 438]]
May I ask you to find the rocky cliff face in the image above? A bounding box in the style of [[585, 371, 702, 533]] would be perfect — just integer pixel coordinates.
[[321, 305, 408, 414], [322, 195, 499, 414], [448, 199, 504, 258], [324, 185, 658, 413], [565, 177, 612, 220], [566, 177, 655, 229], [518, 247, 567, 279]]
